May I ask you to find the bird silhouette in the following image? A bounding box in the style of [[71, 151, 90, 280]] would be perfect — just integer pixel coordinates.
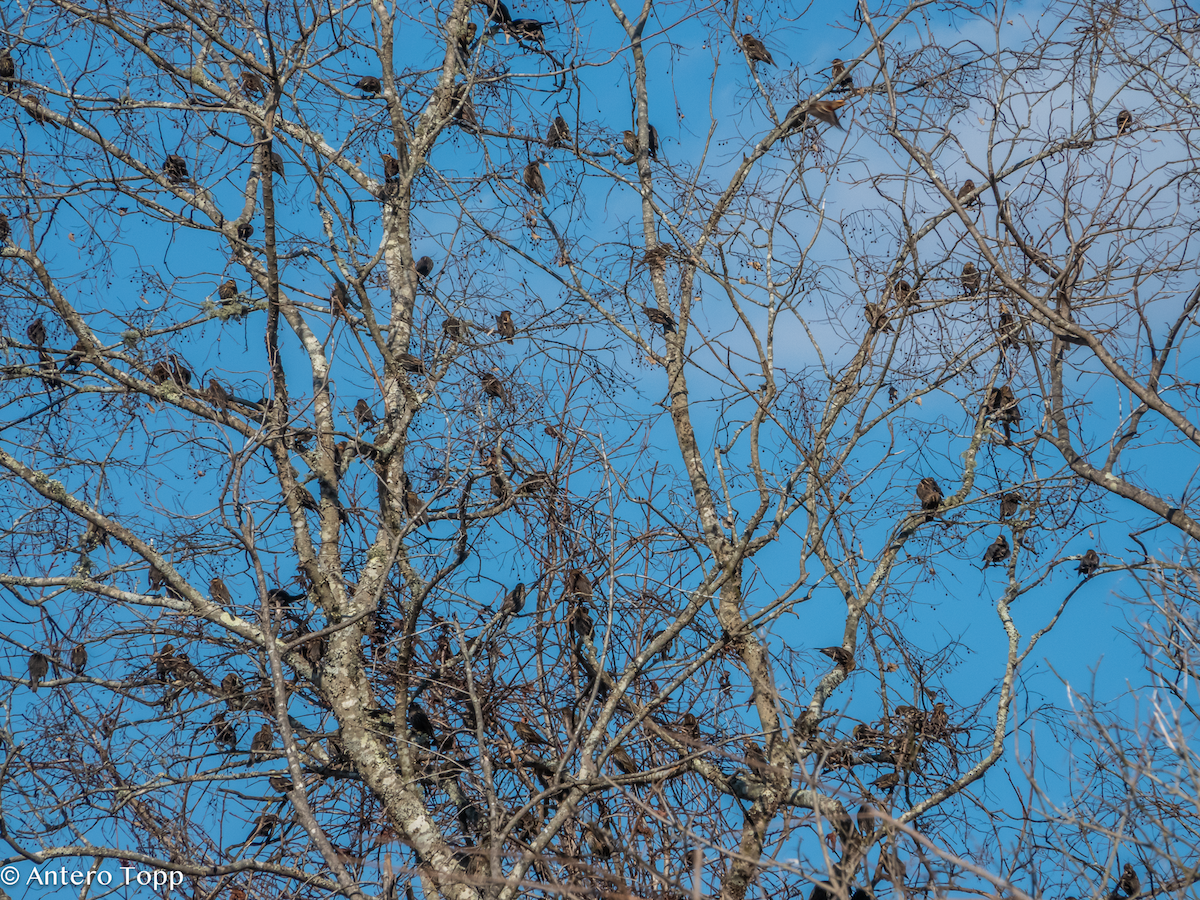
[[547, 115, 570, 147], [523, 160, 545, 195], [499, 583, 525, 618], [70, 643, 87, 673], [0, 212, 10, 242], [354, 399, 378, 427], [865, 303, 891, 332], [785, 98, 846, 131], [832, 58, 853, 91], [210, 576, 233, 605], [572, 605, 594, 641], [741, 34, 774, 65], [241, 71, 264, 97], [982, 534, 1010, 567], [250, 724, 274, 756], [961, 262, 981, 296], [642, 304, 676, 333], [870, 771, 900, 791], [1117, 863, 1140, 897], [818, 645, 856, 672], [443, 316, 466, 341], [496, 310, 516, 343], [1077, 548, 1100, 577], [481, 372, 509, 404], [999, 492, 1021, 520], [916, 477, 943, 510], [514, 717, 550, 746], [957, 179, 978, 206], [163, 155, 189, 184], [1116, 109, 1133, 135], [236, 222, 254, 241], [383, 154, 400, 180], [268, 150, 285, 182], [212, 712, 237, 751], [610, 744, 638, 774], [353, 75, 381, 94], [28, 651, 49, 692], [26, 318, 46, 346], [218, 279, 238, 301], [564, 568, 593, 601], [482, 0, 512, 24], [986, 384, 1020, 441], [415, 256, 434, 278]]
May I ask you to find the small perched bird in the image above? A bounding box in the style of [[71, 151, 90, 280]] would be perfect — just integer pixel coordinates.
[[457, 21, 477, 53], [508, 19, 550, 44], [222, 672, 244, 704], [744, 740, 769, 773], [443, 316, 467, 341], [70, 643, 87, 673], [961, 262, 981, 296], [893, 279, 917, 306], [982, 534, 1011, 567], [523, 159, 545, 196], [987, 384, 1020, 441], [957, 179, 978, 206], [998, 303, 1019, 348], [680, 712, 701, 739], [28, 651, 49, 692], [207, 379, 231, 411], [163, 154, 189, 184], [496, 310, 516, 343], [353, 75, 381, 94], [547, 115, 570, 147], [572, 605, 594, 640], [741, 33, 774, 65], [1118, 863, 1140, 897], [236, 222, 254, 241], [415, 255, 434, 278], [210, 576, 233, 606], [398, 352, 426, 374], [622, 125, 659, 159], [354, 398, 378, 427], [514, 717, 550, 746], [481, 372, 508, 404], [832, 58, 853, 92], [583, 822, 616, 857], [0, 48, 15, 85], [241, 70, 265, 97], [857, 803, 875, 835], [212, 713, 237, 751], [482, 0, 512, 24], [499, 582, 526, 618], [383, 154, 400, 180], [565, 568, 592, 601], [871, 771, 900, 791], [865, 303, 891, 332], [268, 150, 285, 182], [819, 645, 856, 672], [611, 744, 638, 774], [1077, 548, 1100, 577], [916, 477, 943, 510], [218, 279, 238, 301], [243, 812, 281, 846], [269, 774, 293, 793], [642, 304, 677, 334], [1116, 109, 1133, 135], [785, 98, 846, 131], [27, 318, 46, 346], [330, 281, 350, 318], [0, 211, 10, 242], [250, 724, 274, 755], [999, 492, 1021, 520], [408, 703, 436, 741]]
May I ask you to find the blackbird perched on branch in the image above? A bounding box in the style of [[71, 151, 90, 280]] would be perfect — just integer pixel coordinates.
[[0, 211, 10, 242], [443, 317, 467, 342], [28, 651, 49, 692], [1117, 863, 1140, 897], [163, 154, 189, 184], [383, 154, 400, 180], [870, 771, 900, 791], [784, 98, 846, 131], [982, 534, 1011, 567], [916, 477, 943, 510], [865, 303, 891, 332], [408, 703, 436, 742], [564, 568, 593, 601], [481, 0, 512, 24], [0, 48, 15, 87], [354, 399, 378, 427], [218, 279, 238, 301], [999, 492, 1021, 520], [415, 255, 434, 278], [546, 115, 570, 147], [957, 179, 979, 206], [514, 717, 550, 746], [961, 262, 981, 296], [622, 125, 659, 159], [353, 75, 381, 94], [27, 318, 46, 346], [499, 583, 525, 618], [642, 304, 676, 333], [832, 58, 854, 91], [70, 643, 87, 673], [741, 34, 774, 65], [572, 605, 594, 641], [523, 159, 545, 196], [241, 70, 264, 97], [212, 712, 237, 751], [250, 724, 274, 755], [236, 222, 254, 241], [1117, 109, 1133, 135], [268, 151, 285, 182], [481, 372, 509, 404], [819, 645, 856, 672], [496, 310, 516, 343], [1077, 548, 1100, 577], [986, 384, 1020, 441]]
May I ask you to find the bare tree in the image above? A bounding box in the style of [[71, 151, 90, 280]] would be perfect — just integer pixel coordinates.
[[1, 0, 1198, 899]]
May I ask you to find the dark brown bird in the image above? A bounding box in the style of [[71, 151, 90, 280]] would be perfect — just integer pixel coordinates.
[[957, 179, 978, 206], [330, 281, 350, 319], [221, 672, 244, 703], [1118, 863, 1140, 897], [28, 651, 49, 692], [268, 150, 285, 182], [383, 153, 399, 180], [583, 822, 615, 857], [819, 645, 856, 672], [983, 534, 1011, 567], [786, 98, 846, 131], [0, 212, 9, 242], [565, 568, 593, 601], [642, 304, 676, 333], [499, 582, 526, 618], [832, 58, 853, 92], [999, 492, 1021, 520], [622, 129, 637, 156], [398, 352, 426, 374], [680, 712, 701, 739], [210, 576, 233, 605], [508, 19, 549, 44], [27, 318, 46, 346], [1077, 548, 1100, 577], [622, 125, 659, 159], [163, 154, 189, 184], [207, 379, 231, 411], [871, 771, 900, 791], [928, 702, 949, 734], [648, 123, 659, 158], [894, 279, 917, 306], [443, 316, 466, 341], [496, 310, 516, 343], [515, 717, 550, 746], [998, 303, 1019, 347], [481, 372, 508, 404], [865, 303, 891, 332], [1116, 109, 1133, 135], [482, 0, 512, 24], [236, 222, 254, 241], [744, 740, 769, 773], [70, 643, 87, 673], [961, 262, 981, 296], [218, 279, 238, 301], [250, 724, 274, 755], [547, 115, 570, 147], [457, 21, 477, 53], [415, 255, 434, 278], [611, 744, 638, 774], [0, 48, 14, 83], [212, 713, 237, 751], [741, 34, 774, 66], [523, 159, 545, 196], [857, 803, 875, 835], [491, 473, 511, 501], [572, 605, 595, 641], [354, 398, 378, 426], [241, 70, 264, 97], [269, 774, 292, 793], [916, 477, 943, 510], [408, 703, 436, 741], [987, 384, 1020, 440], [353, 75, 381, 94]]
